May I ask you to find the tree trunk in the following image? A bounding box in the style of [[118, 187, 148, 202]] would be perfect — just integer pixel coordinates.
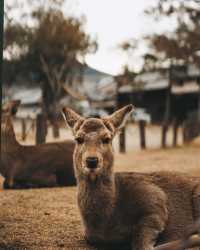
[[52, 117, 60, 138], [51, 101, 60, 138], [36, 113, 47, 144]]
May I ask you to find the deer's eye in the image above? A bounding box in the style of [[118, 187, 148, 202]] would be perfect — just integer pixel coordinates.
[[102, 137, 110, 144], [75, 137, 84, 144]]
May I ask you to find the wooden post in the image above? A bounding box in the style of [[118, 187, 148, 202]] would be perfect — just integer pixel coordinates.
[[161, 89, 170, 148], [161, 124, 168, 148], [139, 120, 146, 149], [52, 115, 60, 138], [119, 127, 126, 153], [182, 122, 186, 143], [21, 119, 26, 141], [52, 124, 59, 138], [161, 65, 173, 148], [172, 119, 179, 147], [36, 113, 47, 144]]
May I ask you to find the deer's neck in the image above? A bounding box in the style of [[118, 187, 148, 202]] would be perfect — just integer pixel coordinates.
[[1, 126, 19, 152], [77, 172, 116, 222]]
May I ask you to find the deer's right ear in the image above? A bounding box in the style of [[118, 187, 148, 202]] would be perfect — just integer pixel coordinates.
[[104, 104, 134, 131], [62, 107, 84, 132]]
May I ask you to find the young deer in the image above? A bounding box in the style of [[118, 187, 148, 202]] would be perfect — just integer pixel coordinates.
[[1, 100, 76, 188], [62, 105, 200, 250]]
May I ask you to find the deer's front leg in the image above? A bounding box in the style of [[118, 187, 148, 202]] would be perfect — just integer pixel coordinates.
[[132, 213, 167, 250], [130, 183, 168, 250]]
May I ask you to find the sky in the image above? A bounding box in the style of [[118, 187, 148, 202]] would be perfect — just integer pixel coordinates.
[[64, 0, 176, 75], [7, 0, 177, 76]]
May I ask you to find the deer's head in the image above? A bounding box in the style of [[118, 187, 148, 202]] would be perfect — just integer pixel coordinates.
[[62, 105, 134, 182], [1, 100, 21, 136]]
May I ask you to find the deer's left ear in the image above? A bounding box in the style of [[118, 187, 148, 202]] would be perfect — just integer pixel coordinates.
[[104, 105, 134, 131]]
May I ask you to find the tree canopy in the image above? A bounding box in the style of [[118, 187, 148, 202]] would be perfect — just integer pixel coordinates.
[[3, 0, 97, 87], [120, 0, 200, 72], [145, 0, 200, 67], [3, 0, 97, 116]]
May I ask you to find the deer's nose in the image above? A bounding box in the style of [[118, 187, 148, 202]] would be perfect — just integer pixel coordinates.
[[86, 157, 99, 169]]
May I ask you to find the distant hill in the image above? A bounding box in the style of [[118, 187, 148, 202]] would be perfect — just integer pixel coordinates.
[[2, 63, 113, 104], [3, 59, 111, 87], [82, 64, 111, 84], [84, 65, 111, 78]]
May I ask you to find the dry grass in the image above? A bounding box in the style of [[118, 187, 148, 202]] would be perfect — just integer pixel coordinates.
[[0, 125, 199, 250]]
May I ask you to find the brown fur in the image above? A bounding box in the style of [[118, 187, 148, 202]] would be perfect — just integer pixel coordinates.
[[63, 105, 200, 250], [1, 100, 76, 188]]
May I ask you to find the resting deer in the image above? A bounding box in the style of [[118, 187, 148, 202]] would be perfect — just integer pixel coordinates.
[[1, 100, 76, 188], [62, 105, 200, 250]]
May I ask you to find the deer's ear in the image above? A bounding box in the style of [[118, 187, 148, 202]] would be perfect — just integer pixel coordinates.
[[4, 100, 21, 115], [62, 107, 84, 131], [10, 100, 21, 115], [105, 105, 134, 131]]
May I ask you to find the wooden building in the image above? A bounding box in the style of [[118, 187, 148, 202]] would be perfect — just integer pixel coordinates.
[[117, 66, 200, 125]]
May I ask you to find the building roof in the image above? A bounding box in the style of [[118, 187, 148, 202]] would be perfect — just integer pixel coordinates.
[[172, 81, 200, 94], [119, 66, 200, 94], [3, 86, 42, 105]]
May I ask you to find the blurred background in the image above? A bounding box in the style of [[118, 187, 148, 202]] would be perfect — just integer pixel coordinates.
[[2, 0, 200, 150], [1, 1, 200, 247]]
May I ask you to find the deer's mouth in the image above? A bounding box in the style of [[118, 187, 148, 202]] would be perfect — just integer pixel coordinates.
[[84, 166, 101, 174], [82, 163, 102, 180], [85, 167, 101, 181]]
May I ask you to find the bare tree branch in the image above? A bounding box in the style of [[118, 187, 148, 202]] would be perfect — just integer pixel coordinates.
[[62, 85, 87, 101], [57, 58, 68, 81], [54, 59, 69, 97], [40, 55, 55, 91]]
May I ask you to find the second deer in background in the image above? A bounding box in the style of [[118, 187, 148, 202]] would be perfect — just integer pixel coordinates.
[[1, 100, 76, 189]]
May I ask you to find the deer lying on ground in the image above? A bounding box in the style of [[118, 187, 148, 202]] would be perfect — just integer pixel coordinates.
[[62, 105, 200, 250], [1, 100, 76, 189]]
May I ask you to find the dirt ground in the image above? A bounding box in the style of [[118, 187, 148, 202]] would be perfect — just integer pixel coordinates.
[[0, 125, 200, 250]]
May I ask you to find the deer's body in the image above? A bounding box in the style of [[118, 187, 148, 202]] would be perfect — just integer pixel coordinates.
[[78, 172, 200, 246], [1, 100, 76, 188], [63, 105, 200, 250]]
